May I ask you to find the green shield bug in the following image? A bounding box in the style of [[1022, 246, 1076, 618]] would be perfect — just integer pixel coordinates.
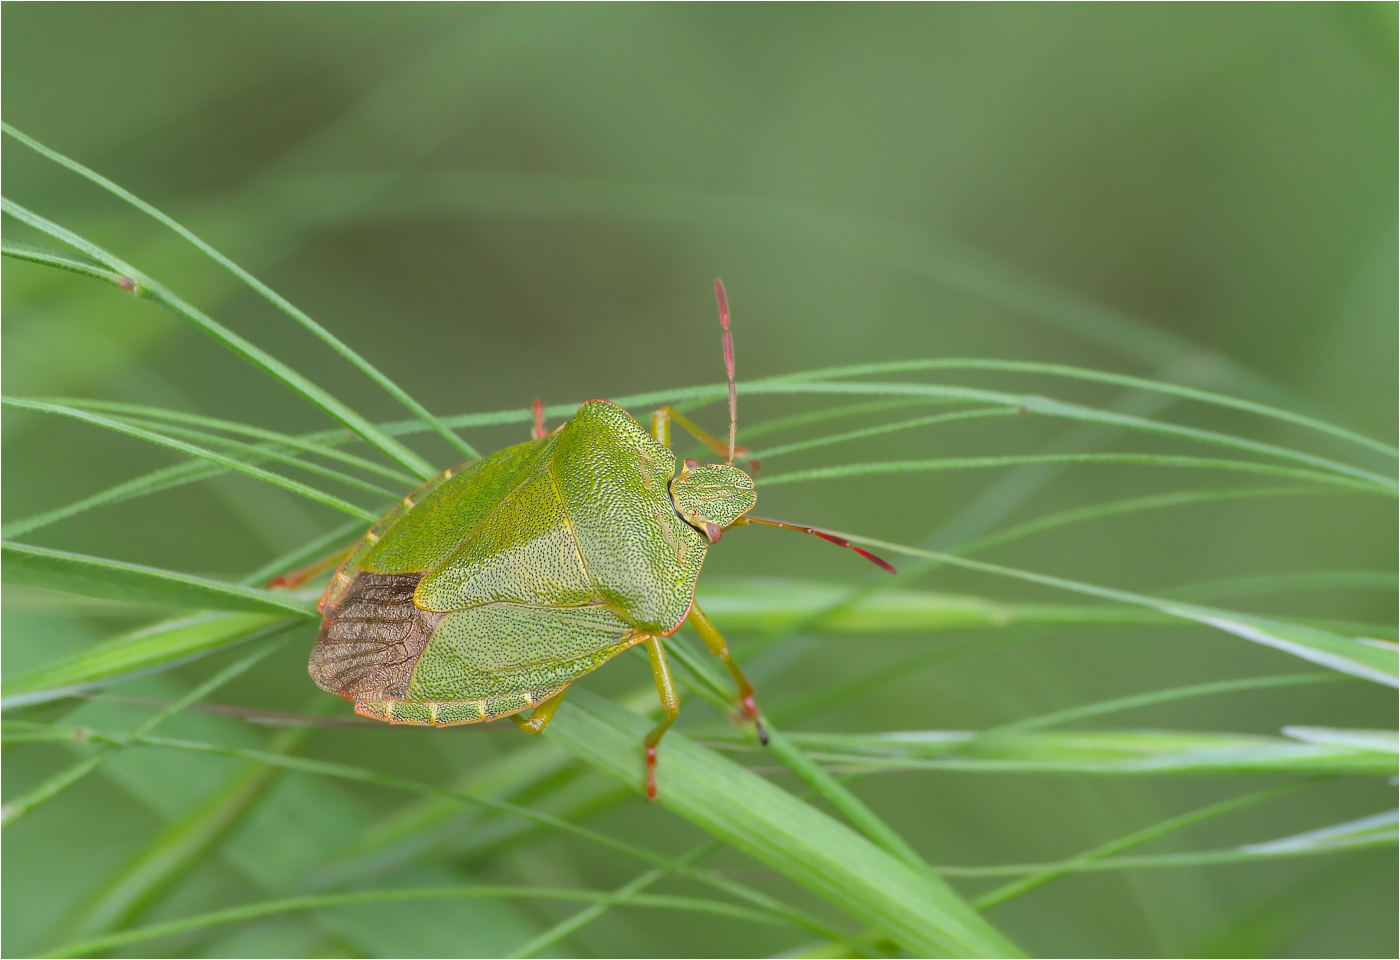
[[302, 281, 893, 799]]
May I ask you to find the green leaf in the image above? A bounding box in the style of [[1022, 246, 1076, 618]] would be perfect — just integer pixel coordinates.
[[1, 612, 294, 707], [546, 690, 1022, 957], [1, 542, 317, 616]]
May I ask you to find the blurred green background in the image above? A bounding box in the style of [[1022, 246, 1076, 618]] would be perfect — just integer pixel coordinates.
[[3, 4, 1396, 957]]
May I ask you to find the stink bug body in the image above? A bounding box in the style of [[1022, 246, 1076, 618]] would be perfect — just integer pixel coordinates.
[[304, 282, 891, 799]]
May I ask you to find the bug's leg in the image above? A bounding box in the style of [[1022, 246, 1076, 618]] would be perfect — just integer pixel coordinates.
[[642, 635, 680, 801], [687, 602, 768, 745], [530, 399, 547, 440], [650, 407, 755, 467], [266, 543, 355, 589], [510, 686, 570, 734]]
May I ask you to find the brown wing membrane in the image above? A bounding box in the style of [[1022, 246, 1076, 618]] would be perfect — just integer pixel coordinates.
[[309, 571, 446, 700]]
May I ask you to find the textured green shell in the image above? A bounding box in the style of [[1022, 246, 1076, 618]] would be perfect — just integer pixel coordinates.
[[309, 400, 710, 725]]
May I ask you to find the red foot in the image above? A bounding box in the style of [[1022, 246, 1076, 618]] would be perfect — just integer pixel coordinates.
[[645, 745, 659, 801], [531, 399, 546, 440]]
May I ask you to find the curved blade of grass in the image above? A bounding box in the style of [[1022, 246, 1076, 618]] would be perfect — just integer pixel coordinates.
[[659, 630, 934, 879], [507, 841, 723, 959], [105, 415, 402, 500], [748, 407, 1019, 460], [775, 359, 1398, 460], [1281, 727, 1397, 754], [1, 197, 438, 479], [780, 730, 1395, 776], [2, 123, 479, 463], [550, 690, 1021, 957], [759, 453, 1392, 496], [26, 725, 844, 943], [1, 238, 133, 288], [1241, 809, 1398, 853], [841, 534, 1398, 684], [3, 459, 229, 539], [936, 811, 1398, 877], [738, 380, 1395, 489], [56, 722, 311, 944], [956, 487, 1329, 556], [1, 542, 317, 616], [1, 639, 285, 829], [1165, 570, 1398, 602], [40, 885, 789, 960], [989, 674, 1348, 735], [974, 782, 1308, 909], [56, 398, 419, 486], [3, 397, 381, 521], [1, 612, 299, 709]]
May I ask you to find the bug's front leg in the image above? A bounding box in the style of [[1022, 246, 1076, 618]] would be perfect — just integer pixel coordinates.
[[643, 635, 680, 801], [687, 603, 768, 745]]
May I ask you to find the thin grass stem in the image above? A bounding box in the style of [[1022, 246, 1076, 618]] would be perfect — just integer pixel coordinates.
[[772, 359, 1397, 459], [3, 397, 380, 522], [2, 122, 480, 462], [0, 197, 438, 479]]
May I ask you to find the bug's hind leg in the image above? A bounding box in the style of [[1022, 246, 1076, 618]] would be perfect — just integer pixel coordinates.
[[687, 602, 767, 745], [642, 635, 680, 801], [510, 686, 570, 734]]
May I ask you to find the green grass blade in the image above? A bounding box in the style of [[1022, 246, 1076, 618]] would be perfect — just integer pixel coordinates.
[[783, 729, 1396, 776], [974, 782, 1307, 909], [0, 197, 438, 479], [758, 453, 1393, 496], [1, 641, 283, 829], [1, 122, 480, 462], [548, 690, 1022, 957], [32, 725, 846, 942], [775, 359, 1397, 459], [989, 674, 1348, 735], [57, 723, 310, 943], [934, 811, 1397, 877], [2, 459, 227, 539], [748, 408, 1018, 460], [1, 238, 134, 289], [105, 415, 403, 500], [1, 613, 297, 708], [840, 535, 1400, 684], [507, 842, 722, 959], [1240, 809, 1398, 853], [3, 397, 381, 521], [1, 542, 317, 616], [54, 398, 419, 485], [956, 487, 1328, 556], [40, 886, 789, 959], [1165, 570, 1398, 602]]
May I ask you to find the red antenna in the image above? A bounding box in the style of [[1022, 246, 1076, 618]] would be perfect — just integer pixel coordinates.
[[732, 515, 896, 574], [714, 279, 737, 464]]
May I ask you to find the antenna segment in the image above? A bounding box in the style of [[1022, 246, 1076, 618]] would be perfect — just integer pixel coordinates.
[[714, 279, 737, 464]]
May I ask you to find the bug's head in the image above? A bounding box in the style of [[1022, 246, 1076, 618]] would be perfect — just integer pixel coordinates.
[[670, 460, 756, 543]]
